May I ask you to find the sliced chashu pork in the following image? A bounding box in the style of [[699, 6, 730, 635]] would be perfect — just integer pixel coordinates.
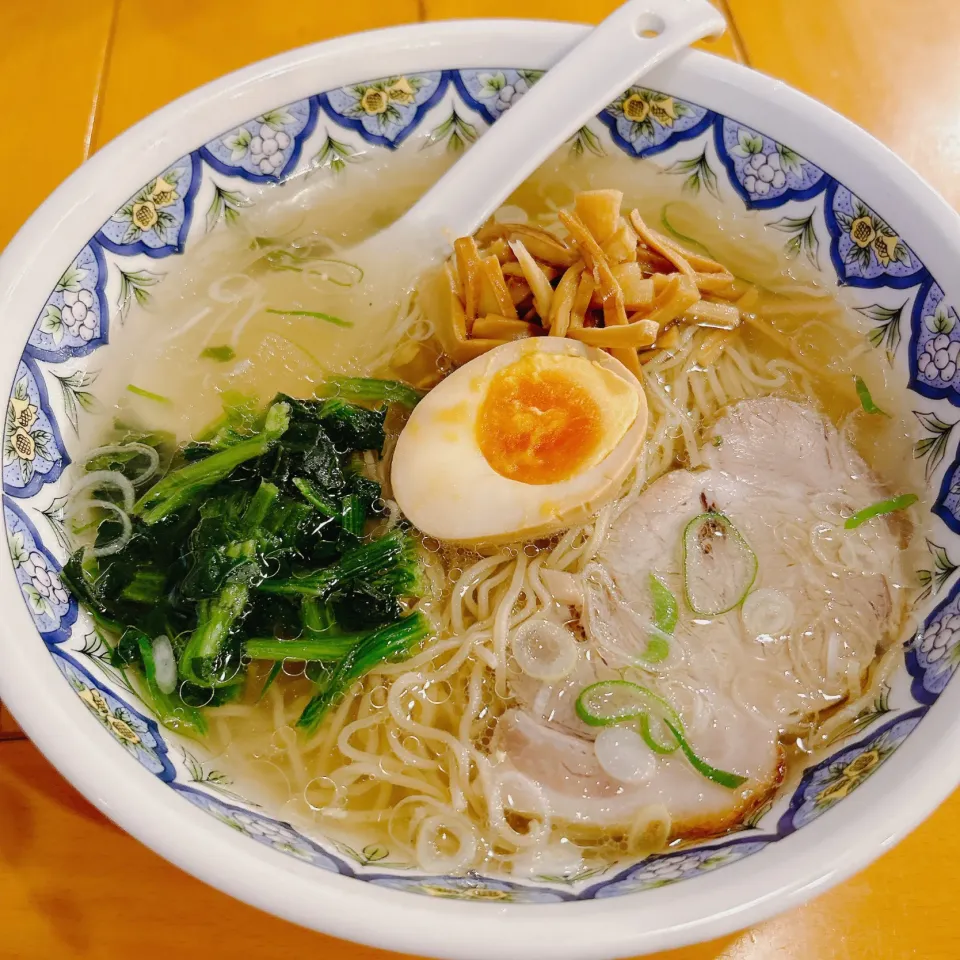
[[493, 399, 905, 838], [603, 397, 902, 722]]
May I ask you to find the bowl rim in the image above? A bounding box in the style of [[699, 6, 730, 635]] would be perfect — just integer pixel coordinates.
[[2, 18, 960, 960]]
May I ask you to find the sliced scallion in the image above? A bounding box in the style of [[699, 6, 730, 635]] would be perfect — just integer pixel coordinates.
[[128, 628, 206, 735], [265, 308, 353, 328], [659, 204, 715, 259], [682, 511, 757, 616], [307, 258, 364, 287], [126, 384, 172, 404], [644, 575, 677, 664], [663, 719, 748, 788], [575, 680, 746, 788], [638, 712, 680, 754], [844, 493, 917, 529], [642, 635, 671, 665], [201, 345, 236, 362], [855, 376, 889, 416], [260, 250, 363, 287], [576, 680, 678, 728]]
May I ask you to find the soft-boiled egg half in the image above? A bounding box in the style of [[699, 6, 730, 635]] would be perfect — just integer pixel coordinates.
[[391, 337, 648, 544]]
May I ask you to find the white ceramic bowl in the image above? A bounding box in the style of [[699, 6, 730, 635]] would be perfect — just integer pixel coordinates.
[[3, 20, 960, 960]]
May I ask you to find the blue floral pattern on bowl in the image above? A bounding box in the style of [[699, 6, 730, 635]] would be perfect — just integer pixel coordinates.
[[52, 649, 175, 780], [586, 838, 771, 898], [600, 86, 712, 158], [454, 69, 543, 123], [319, 73, 447, 148], [910, 281, 960, 403], [174, 785, 347, 872], [934, 444, 960, 537], [908, 579, 960, 703], [96, 156, 201, 258], [201, 100, 317, 182], [715, 119, 825, 207], [4, 497, 76, 644], [26, 245, 109, 362], [3, 66, 956, 903], [778, 710, 925, 834], [368, 873, 570, 903], [826, 185, 925, 288], [3, 358, 68, 498]]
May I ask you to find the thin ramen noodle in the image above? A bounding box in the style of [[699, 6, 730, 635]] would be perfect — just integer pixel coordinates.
[[62, 150, 922, 878]]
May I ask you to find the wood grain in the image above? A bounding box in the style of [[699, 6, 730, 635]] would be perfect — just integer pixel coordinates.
[[423, 0, 743, 62], [0, 0, 116, 251], [91, 0, 422, 149], [4, 1, 960, 958], [725, 0, 960, 208], [0, 704, 24, 741], [2, 739, 960, 960]]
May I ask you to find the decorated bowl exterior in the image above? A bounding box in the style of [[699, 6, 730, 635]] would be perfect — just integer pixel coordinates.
[[1, 22, 960, 960]]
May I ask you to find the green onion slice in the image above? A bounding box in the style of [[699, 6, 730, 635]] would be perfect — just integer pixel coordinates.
[[126, 384, 172, 404], [682, 511, 757, 616], [576, 680, 679, 728], [643, 575, 677, 664], [201, 345, 236, 362], [844, 493, 917, 529], [259, 248, 363, 287], [642, 635, 671, 665], [265, 308, 353, 328], [664, 720, 748, 789], [638, 712, 680, 754], [575, 680, 747, 788], [659, 204, 715, 259], [855, 376, 889, 416]]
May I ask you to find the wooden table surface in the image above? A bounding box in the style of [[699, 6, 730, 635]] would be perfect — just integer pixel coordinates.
[[3, 2, 960, 957]]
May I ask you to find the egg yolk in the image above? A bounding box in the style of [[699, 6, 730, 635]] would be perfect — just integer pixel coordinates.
[[477, 354, 606, 485]]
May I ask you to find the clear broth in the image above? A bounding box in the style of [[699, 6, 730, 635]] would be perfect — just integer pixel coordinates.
[[88, 146, 924, 878]]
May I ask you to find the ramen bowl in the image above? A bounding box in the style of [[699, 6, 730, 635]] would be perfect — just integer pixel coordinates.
[[2, 18, 960, 960]]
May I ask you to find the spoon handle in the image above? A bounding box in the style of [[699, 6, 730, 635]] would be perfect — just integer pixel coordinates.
[[404, 0, 724, 249]]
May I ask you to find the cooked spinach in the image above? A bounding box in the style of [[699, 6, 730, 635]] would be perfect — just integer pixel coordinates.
[[62, 383, 426, 737]]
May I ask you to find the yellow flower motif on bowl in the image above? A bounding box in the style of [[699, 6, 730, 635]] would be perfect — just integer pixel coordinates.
[[873, 232, 901, 267], [131, 201, 160, 231], [621, 93, 678, 128], [849, 215, 876, 248], [845, 750, 881, 777], [648, 96, 678, 127], [107, 715, 142, 745], [848, 212, 903, 267], [815, 749, 882, 805], [149, 176, 177, 207], [419, 883, 513, 901], [360, 89, 389, 115], [386, 77, 415, 106], [621, 94, 650, 123], [11, 428, 36, 461], [9, 396, 38, 430], [79, 686, 110, 718]]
